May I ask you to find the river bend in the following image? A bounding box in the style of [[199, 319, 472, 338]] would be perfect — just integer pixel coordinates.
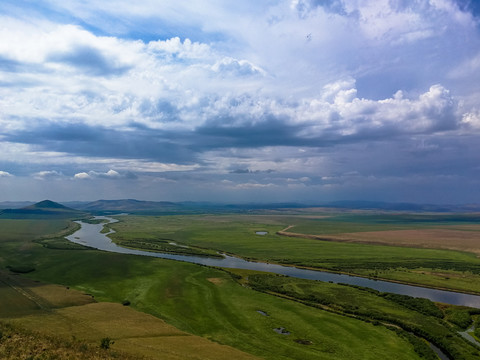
[[66, 217, 480, 308]]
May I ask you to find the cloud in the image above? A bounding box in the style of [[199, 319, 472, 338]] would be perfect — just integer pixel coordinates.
[[0, 56, 23, 72], [229, 168, 275, 174], [33, 170, 63, 180], [73, 169, 136, 180], [462, 110, 480, 130], [48, 45, 131, 76], [291, 0, 346, 17], [74, 172, 91, 180], [448, 52, 480, 79], [0, 81, 460, 172], [0, 171, 13, 177], [0, 1, 479, 203], [229, 181, 277, 189], [212, 57, 265, 77], [147, 37, 211, 59], [194, 84, 459, 150]]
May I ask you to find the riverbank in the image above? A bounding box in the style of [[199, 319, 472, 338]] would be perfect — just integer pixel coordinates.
[[67, 217, 480, 308]]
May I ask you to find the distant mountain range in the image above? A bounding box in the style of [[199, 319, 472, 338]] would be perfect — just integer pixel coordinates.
[[1, 199, 480, 215], [74, 199, 178, 212]]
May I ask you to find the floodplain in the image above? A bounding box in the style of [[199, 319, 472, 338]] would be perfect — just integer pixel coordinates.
[[1, 205, 480, 359]]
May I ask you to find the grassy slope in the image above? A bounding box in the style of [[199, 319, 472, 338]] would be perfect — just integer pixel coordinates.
[[25, 250, 422, 360], [245, 273, 480, 360], [0, 321, 143, 360], [0, 218, 423, 360], [109, 214, 480, 293], [0, 219, 257, 360]]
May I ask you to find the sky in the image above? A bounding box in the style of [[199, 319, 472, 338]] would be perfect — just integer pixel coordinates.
[[1, 0, 480, 204]]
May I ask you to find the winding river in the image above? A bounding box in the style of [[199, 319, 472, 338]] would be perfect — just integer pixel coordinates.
[[66, 217, 480, 309]]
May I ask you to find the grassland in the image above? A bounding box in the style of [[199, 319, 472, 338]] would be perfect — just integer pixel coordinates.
[[0, 216, 428, 360], [2, 209, 480, 359], [108, 212, 480, 294], [243, 272, 480, 359], [0, 321, 143, 360], [14, 249, 425, 359]]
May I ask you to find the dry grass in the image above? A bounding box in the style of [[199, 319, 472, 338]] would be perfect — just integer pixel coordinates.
[[0, 271, 95, 314], [0, 272, 258, 360], [206, 277, 225, 285], [280, 226, 480, 255], [9, 303, 258, 360], [0, 321, 142, 360]]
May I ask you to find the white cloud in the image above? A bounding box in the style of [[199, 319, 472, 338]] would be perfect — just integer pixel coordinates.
[[74, 172, 92, 180], [74, 169, 131, 180], [103, 169, 121, 178], [147, 37, 211, 59], [33, 170, 63, 180], [293, 83, 458, 138], [233, 182, 276, 189], [0, 171, 13, 177], [212, 57, 265, 77], [461, 110, 480, 130]]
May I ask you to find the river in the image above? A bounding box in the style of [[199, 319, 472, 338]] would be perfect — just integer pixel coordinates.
[[66, 217, 480, 309]]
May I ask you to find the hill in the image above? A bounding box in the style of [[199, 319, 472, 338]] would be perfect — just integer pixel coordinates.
[[0, 200, 87, 219], [75, 199, 180, 213], [23, 200, 75, 211]]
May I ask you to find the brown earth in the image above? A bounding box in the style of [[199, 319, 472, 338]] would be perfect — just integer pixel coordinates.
[[279, 225, 480, 255]]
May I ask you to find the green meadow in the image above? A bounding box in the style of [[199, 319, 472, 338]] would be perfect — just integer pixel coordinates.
[[1, 210, 480, 359], [108, 213, 480, 293]]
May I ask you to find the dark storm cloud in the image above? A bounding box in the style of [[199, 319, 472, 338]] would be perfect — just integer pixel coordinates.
[[195, 115, 317, 148], [48, 45, 131, 76], [2, 120, 196, 164], [0, 85, 463, 172], [4, 121, 102, 143]]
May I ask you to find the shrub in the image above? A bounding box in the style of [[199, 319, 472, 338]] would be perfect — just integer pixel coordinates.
[[100, 337, 114, 349]]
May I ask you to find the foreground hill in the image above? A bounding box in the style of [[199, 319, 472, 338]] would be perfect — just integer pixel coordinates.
[[0, 200, 87, 219], [0, 272, 257, 360]]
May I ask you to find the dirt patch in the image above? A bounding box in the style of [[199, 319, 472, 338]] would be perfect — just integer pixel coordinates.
[[279, 227, 480, 255], [207, 278, 225, 285]]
